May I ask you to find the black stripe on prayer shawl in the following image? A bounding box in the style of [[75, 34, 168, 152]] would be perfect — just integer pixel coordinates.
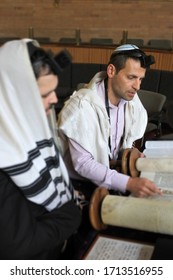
[[3, 139, 62, 198], [3, 138, 73, 210], [43, 180, 70, 208], [37, 138, 54, 148], [23, 171, 66, 208], [5, 157, 33, 175], [23, 172, 70, 209], [20, 166, 67, 200], [45, 156, 59, 169], [20, 168, 55, 195], [4, 138, 74, 210], [3, 138, 56, 175]]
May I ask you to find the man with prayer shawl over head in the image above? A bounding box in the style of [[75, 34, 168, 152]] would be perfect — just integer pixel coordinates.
[[0, 39, 81, 260]]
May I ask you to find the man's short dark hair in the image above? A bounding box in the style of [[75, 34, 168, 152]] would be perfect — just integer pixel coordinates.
[[108, 48, 155, 73]]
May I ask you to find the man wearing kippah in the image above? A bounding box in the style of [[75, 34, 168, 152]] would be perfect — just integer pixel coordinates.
[[58, 44, 161, 201]]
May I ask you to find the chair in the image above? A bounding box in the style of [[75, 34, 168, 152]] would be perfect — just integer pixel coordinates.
[[0, 37, 20, 43], [71, 63, 101, 89], [33, 37, 50, 43], [138, 90, 166, 144], [59, 37, 78, 44], [147, 39, 172, 50], [157, 101, 173, 140], [90, 38, 113, 45], [126, 38, 144, 47]]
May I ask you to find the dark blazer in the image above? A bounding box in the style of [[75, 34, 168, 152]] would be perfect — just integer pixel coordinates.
[[0, 170, 81, 259]]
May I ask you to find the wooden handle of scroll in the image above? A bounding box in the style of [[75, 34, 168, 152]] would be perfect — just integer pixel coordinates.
[[89, 187, 109, 231], [110, 148, 141, 177]]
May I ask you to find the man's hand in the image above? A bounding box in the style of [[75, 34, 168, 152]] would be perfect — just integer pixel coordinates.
[[126, 177, 162, 198]]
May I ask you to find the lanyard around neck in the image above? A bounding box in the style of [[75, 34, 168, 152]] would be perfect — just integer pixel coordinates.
[[104, 78, 112, 153], [104, 77, 110, 119], [104, 78, 126, 161]]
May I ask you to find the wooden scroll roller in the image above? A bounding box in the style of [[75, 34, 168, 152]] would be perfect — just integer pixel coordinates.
[[89, 148, 141, 231], [109, 147, 141, 177], [89, 148, 173, 235], [119, 147, 173, 176], [121, 147, 141, 177], [89, 187, 173, 235]]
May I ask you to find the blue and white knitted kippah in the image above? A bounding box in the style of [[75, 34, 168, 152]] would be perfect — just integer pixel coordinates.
[[114, 44, 139, 52]]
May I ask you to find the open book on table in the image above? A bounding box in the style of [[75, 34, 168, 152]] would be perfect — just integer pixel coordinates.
[[84, 235, 154, 260], [138, 140, 173, 200]]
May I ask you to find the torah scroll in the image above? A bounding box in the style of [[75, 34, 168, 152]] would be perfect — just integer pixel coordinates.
[[90, 147, 173, 234], [101, 194, 173, 235], [136, 158, 173, 173], [89, 187, 173, 234]]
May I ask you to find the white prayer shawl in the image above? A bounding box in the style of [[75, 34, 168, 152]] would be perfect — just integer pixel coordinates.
[[0, 39, 74, 211], [58, 72, 147, 166]]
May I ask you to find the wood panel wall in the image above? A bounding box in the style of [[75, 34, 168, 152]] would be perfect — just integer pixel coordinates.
[[43, 44, 173, 71]]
